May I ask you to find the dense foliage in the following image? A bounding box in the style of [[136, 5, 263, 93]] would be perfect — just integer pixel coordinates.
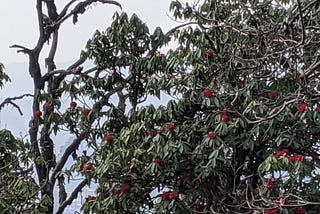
[[1, 0, 320, 213]]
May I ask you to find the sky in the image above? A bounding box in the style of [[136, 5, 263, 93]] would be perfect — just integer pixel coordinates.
[[0, 0, 179, 65]]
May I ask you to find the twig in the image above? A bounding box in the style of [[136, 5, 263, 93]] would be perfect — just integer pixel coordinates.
[[296, 0, 305, 46], [0, 94, 33, 115], [10, 44, 32, 55]]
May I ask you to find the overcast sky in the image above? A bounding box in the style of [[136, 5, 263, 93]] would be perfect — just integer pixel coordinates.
[[0, 0, 179, 65]]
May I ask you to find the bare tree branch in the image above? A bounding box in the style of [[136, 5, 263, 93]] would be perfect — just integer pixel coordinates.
[[0, 94, 33, 115], [56, 0, 122, 25], [55, 179, 88, 214], [10, 44, 32, 55]]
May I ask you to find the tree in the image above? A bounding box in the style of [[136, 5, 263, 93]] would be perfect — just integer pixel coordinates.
[[0, 0, 320, 213]]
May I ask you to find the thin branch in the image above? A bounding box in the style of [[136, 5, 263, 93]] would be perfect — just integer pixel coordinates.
[[36, 0, 45, 46], [58, 0, 78, 20], [56, 0, 122, 25], [234, 98, 298, 124], [10, 44, 32, 55], [55, 179, 88, 214], [0, 94, 33, 115], [50, 132, 87, 183], [45, 30, 59, 71], [297, 0, 305, 46]]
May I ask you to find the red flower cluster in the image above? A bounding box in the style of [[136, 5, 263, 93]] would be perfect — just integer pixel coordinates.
[[43, 103, 52, 110], [208, 132, 217, 139], [203, 89, 213, 97], [35, 110, 42, 118], [85, 195, 96, 202], [154, 157, 162, 164], [114, 190, 122, 196], [265, 208, 279, 214], [161, 191, 179, 201], [105, 135, 114, 143], [221, 112, 229, 122], [289, 154, 305, 163], [195, 204, 206, 212], [167, 123, 175, 131], [316, 106, 320, 112], [147, 130, 153, 136], [296, 207, 306, 214], [83, 163, 93, 171], [84, 108, 91, 116], [70, 101, 77, 108], [114, 184, 131, 196], [121, 184, 130, 193], [268, 91, 278, 99], [128, 164, 136, 172], [298, 103, 308, 113], [275, 149, 305, 163], [205, 49, 214, 57], [275, 149, 289, 158], [167, 74, 174, 80], [265, 177, 282, 191]]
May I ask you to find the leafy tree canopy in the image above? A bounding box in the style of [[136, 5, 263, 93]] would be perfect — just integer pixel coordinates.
[[0, 0, 320, 213]]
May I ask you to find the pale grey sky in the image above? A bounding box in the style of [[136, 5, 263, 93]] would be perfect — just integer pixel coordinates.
[[0, 0, 178, 64]]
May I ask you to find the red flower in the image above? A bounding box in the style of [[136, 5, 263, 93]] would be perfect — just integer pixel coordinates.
[[205, 49, 214, 57], [296, 207, 306, 214], [147, 130, 153, 136], [295, 154, 305, 162], [43, 103, 52, 110], [275, 149, 289, 158], [35, 110, 42, 118], [265, 208, 280, 214], [86, 195, 96, 202], [208, 132, 218, 139], [83, 163, 93, 171], [203, 89, 213, 97], [269, 91, 278, 99], [84, 108, 91, 116], [316, 106, 320, 112], [265, 178, 273, 185], [276, 178, 283, 183], [298, 103, 308, 113], [114, 190, 122, 196], [70, 101, 77, 108], [105, 135, 114, 142], [195, 204, 206, 212], [121, 184, 130, 193], [237, 81, 244, 88], [267, 183, 276, 190], [289, 155, 296, 163], [162, 192, 170, 201], [167, 74, 174, 80], [128, 164, 136, 172], [170, 191, 179, 200], [221, 114, 229, 122], [154, 157, 162, 164], [167, 123, 175, 131]]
